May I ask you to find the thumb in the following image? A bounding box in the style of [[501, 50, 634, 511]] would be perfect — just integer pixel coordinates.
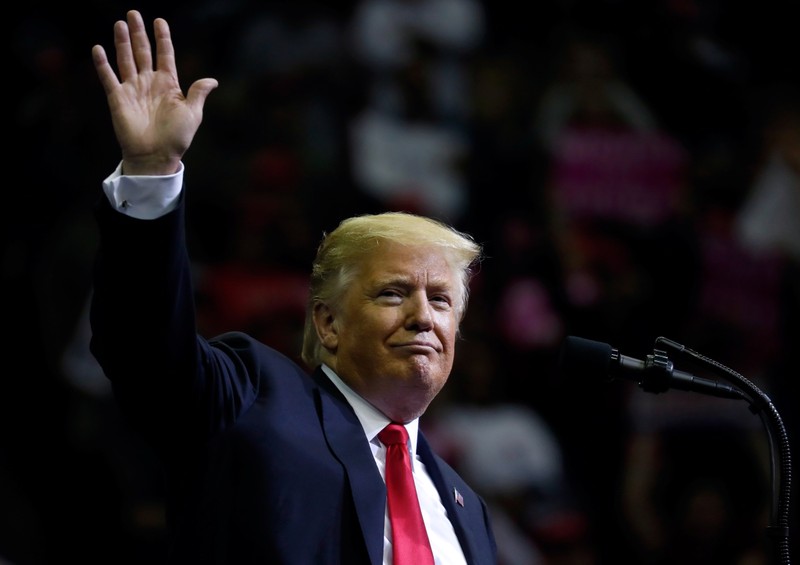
[[186, 77, 219, 111]]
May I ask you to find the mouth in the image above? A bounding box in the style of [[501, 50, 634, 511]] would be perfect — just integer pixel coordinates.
[[394, 342, 440, 354]]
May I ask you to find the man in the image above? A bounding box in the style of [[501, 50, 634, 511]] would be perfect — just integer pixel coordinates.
[[90, 10, 497, 564]]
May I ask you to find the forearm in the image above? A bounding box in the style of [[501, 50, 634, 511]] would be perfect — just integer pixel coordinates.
[[89, 193, 198, 383]]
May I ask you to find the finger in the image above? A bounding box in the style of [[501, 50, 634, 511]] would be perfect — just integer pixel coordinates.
[[126, 10, 153, 73], [153, 18, 176, 77], [91, 44, 121, 95], [186, 77, 219, 112], [113, 19, 136, 83]]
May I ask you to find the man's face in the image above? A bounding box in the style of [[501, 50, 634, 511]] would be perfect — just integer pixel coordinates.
[[316, 241, 460, 422]]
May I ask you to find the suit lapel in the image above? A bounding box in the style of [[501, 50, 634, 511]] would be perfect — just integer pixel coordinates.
[[312, 369, 386, 565], [417, 433, 479, 564]]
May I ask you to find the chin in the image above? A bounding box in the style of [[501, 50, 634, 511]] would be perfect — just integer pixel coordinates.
[[408, 367, 447, 396], [403, 358, 436, 380]]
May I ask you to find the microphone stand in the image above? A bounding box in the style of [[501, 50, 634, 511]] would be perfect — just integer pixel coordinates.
[[655, 336, 793, 565]]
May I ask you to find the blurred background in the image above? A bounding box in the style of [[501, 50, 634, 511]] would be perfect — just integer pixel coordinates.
[[7, 0, 799, 563]]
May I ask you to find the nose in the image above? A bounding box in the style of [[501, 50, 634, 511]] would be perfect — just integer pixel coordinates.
[[405, 293, 434, 331]]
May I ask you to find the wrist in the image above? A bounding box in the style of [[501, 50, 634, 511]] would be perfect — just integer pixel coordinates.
[[121, 155, 182, 176]]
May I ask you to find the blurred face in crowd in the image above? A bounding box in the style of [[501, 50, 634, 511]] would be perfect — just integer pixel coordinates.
[[313, 241, 460, 422]]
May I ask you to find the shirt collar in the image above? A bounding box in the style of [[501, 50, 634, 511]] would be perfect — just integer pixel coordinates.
[[320, 364, 419, 455]]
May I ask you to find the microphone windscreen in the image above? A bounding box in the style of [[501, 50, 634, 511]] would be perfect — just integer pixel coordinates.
[[558, 336, 613, 382]]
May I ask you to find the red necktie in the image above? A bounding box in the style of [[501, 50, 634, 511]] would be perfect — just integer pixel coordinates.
[[379, 423, 435, 565]]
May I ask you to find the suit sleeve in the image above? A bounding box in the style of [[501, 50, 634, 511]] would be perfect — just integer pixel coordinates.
[[89, 193, 258, 454]]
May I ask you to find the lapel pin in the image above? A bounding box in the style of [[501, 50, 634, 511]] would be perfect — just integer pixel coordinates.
[[453, 487, 464, 507]]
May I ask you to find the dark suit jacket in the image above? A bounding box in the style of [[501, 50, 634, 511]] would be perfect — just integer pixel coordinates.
[[90, 195, 498, 564]]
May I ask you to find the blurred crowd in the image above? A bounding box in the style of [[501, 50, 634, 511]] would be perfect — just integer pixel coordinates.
[[7, 1, 799, 564]]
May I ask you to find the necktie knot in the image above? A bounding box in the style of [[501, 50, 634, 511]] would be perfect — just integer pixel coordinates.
[[379, 423, 409, 446]]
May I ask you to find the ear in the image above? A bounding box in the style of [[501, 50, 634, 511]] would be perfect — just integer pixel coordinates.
[[313, 302, 339, 351]]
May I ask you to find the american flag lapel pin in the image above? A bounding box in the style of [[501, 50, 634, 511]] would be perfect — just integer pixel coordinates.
[[453, 487, 464, 507]]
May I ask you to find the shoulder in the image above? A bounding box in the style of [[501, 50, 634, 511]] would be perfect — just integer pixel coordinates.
[[208, 331, 310, 377]]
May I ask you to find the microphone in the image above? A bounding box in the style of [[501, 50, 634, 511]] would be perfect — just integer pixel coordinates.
[[559, 336, 744, 399]]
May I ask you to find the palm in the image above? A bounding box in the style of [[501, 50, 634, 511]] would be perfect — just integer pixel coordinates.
[[107, 66, 198, 161]]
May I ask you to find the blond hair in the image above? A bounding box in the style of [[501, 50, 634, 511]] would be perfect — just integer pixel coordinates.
[[300, 212, 482, 368]]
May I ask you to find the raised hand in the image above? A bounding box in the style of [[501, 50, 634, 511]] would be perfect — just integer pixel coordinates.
[[92, 10, 218, 175]]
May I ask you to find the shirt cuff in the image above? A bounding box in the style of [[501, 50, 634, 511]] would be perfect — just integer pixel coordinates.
[[102, 161, 184, 220]]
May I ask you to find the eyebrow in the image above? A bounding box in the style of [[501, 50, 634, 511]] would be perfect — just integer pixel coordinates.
[[372, 274, 454, 293]]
